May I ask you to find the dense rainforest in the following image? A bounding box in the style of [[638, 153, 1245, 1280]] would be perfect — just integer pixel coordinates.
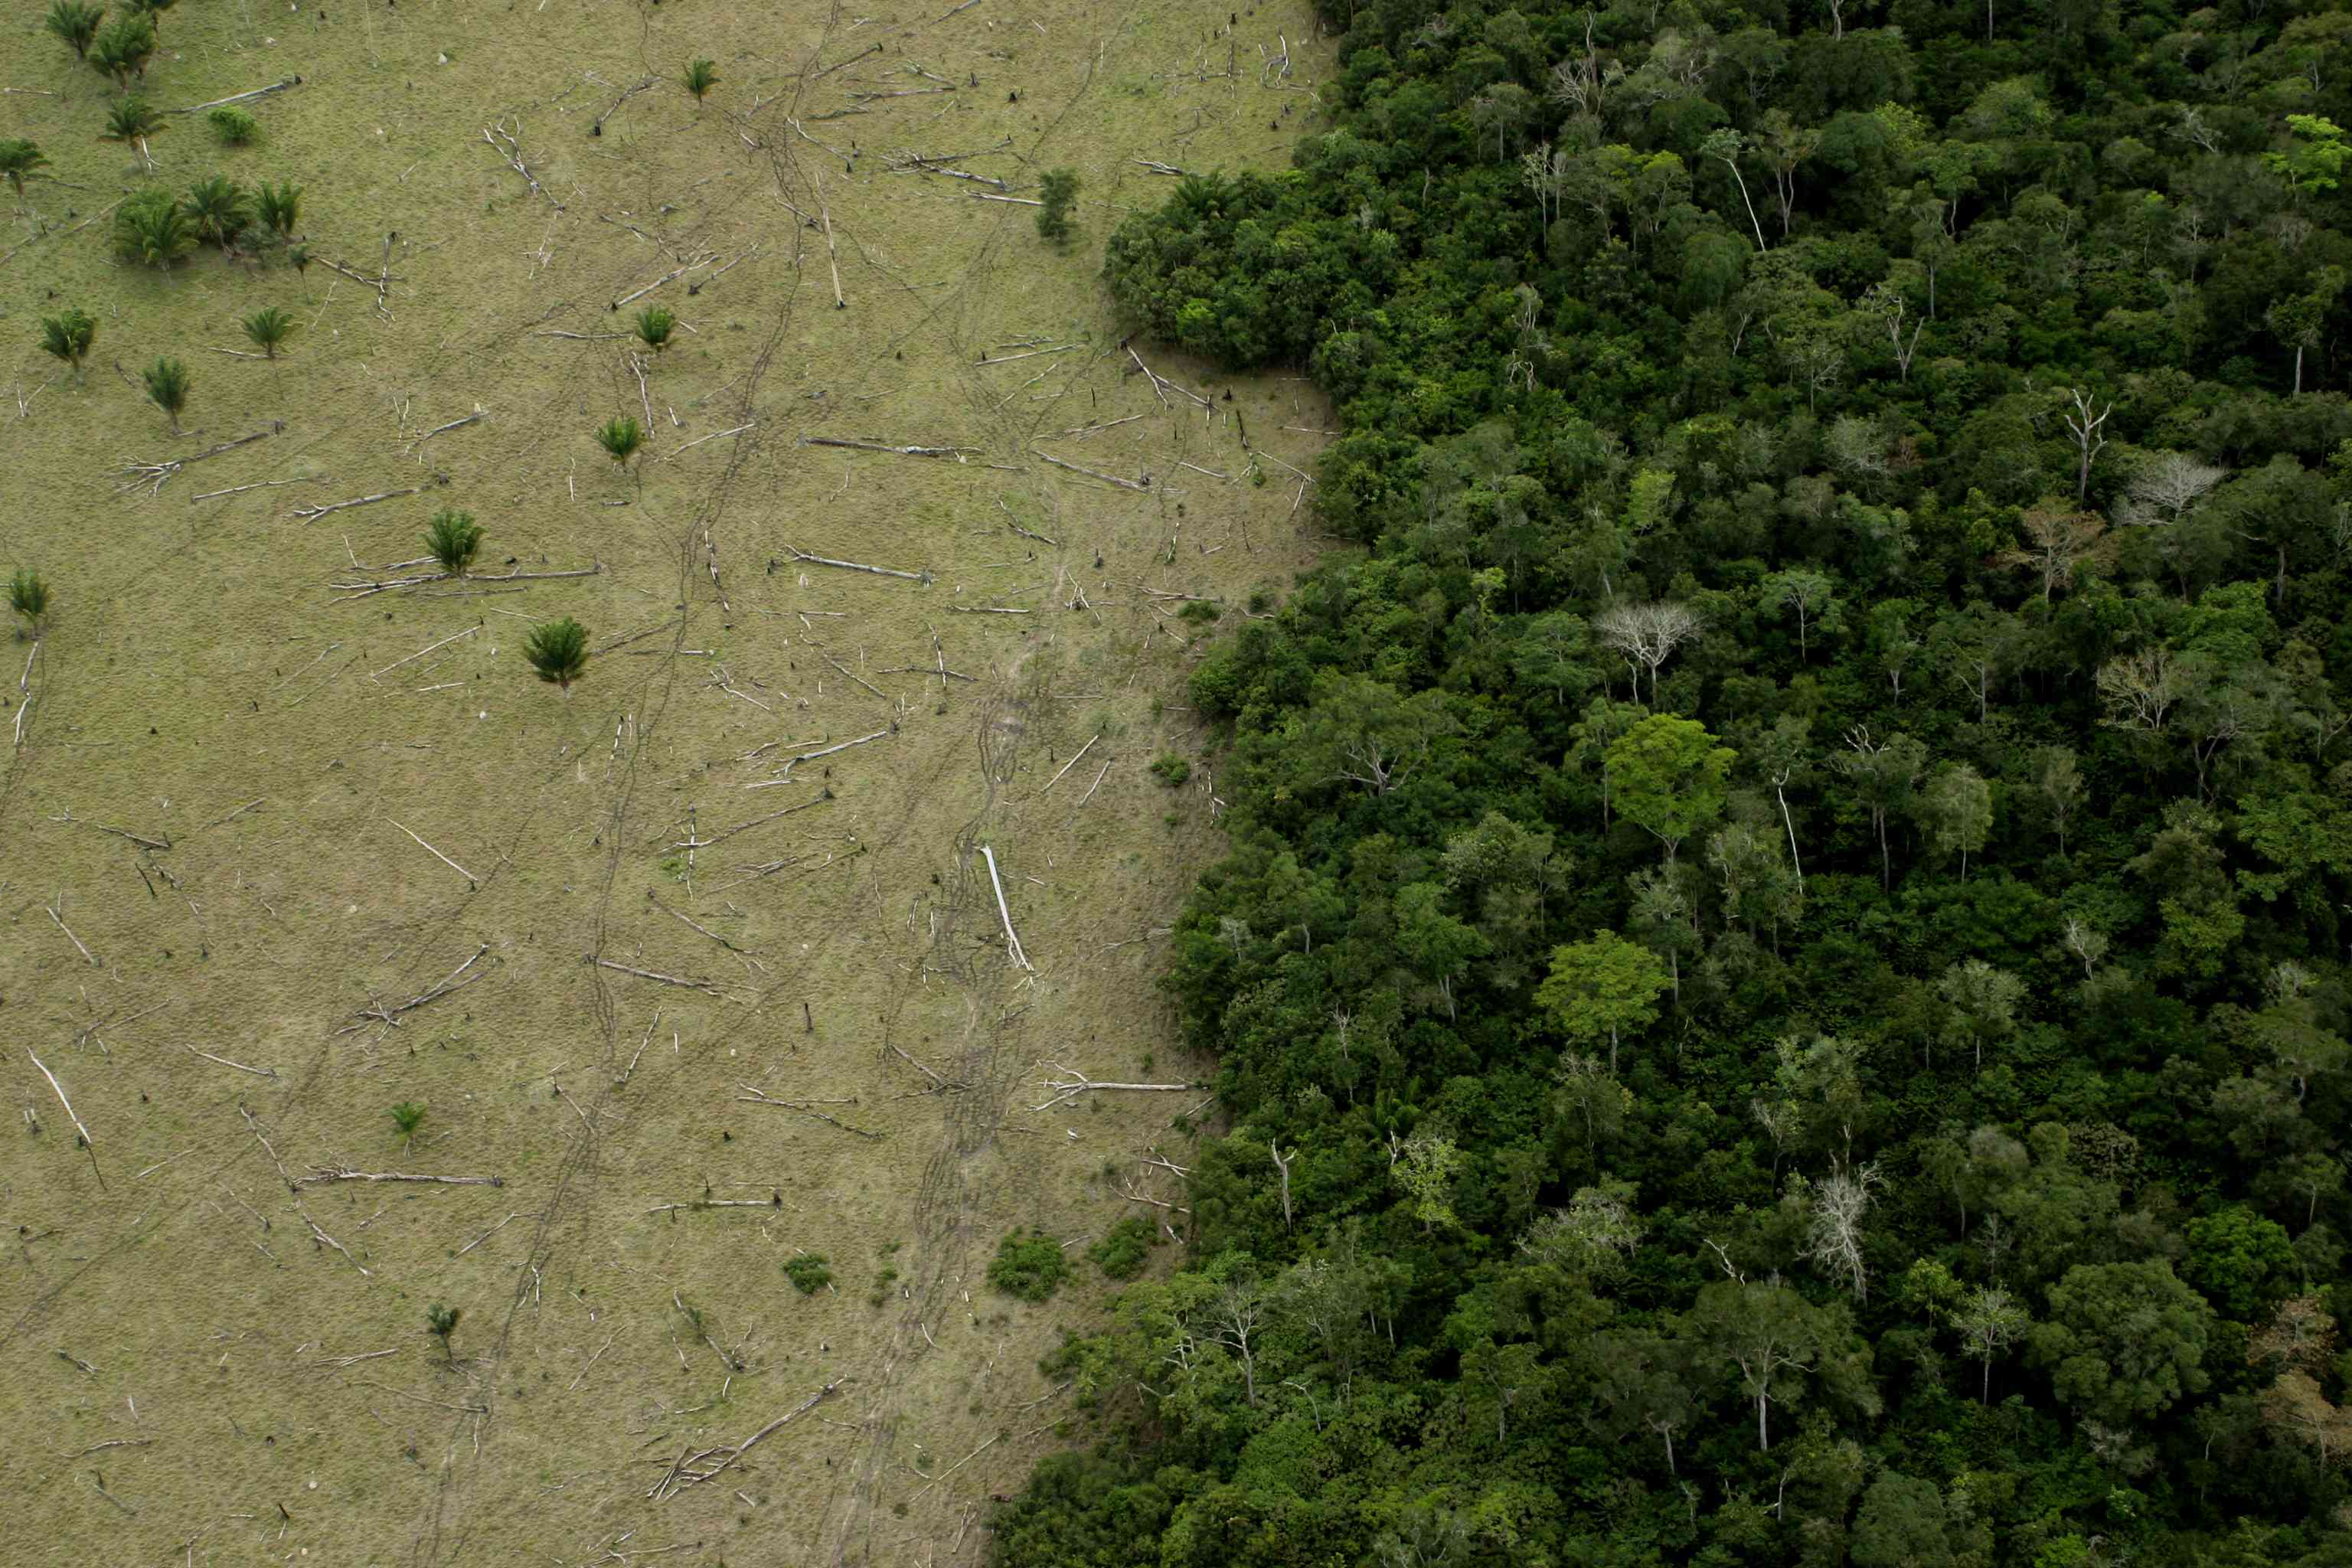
[[995, 0, 2352, 1563]]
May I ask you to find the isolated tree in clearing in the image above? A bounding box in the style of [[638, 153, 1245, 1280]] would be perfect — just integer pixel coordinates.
[[44, 2, 104, 60], [524, 618, 590, 691], [424, 511, 483, 579], [87, 16, 158, 87], [142, 357, 190, 435], [9, 570, 51, 638], [1037, 168, 1080, 243], [633, 305, 676, 353], [99, 96, 167, 175], [595, 416, 646, 475], [37, 309, 96, 374], [426, 1303, 460, 1361], [256, 180, 303, 238], [389, 1101, 426, 1148], [114, 189, 192, 269], [242, 305, 293, 358], [0, 139, 50, 207]]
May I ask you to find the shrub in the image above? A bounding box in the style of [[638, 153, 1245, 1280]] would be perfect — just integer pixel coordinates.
[[183, 176, 253, 253], [389, 1101, 426, 1145], [524, 617, 590, 691], [594, 416, 646, 467], [9, 570, 51, 637], [426, 1303, 460, 1359], [1037, 168, 1080, 243], [256, 180, 302, 237], [208, 106, 260, 146], [37, 309, 96, 372], [634, 305, 676, 353], [1148, 753, 1191, 787], [684, 59, 720, 106], [114, 189, 191, 268], [784, 1254, 832, 1295], [1088, 1216, 1158, 1281], [988, 1228, 1070, 1302]]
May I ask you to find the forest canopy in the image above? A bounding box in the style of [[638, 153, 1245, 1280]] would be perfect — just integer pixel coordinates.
[[998, 0, 2352, 1563]]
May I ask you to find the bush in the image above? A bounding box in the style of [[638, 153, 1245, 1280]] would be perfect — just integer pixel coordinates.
[[784, 1254, 832, 1295], [523, 617, 590, 691], [988, 1228, 1070, 1302], [1036, 168, 1080, 243], [114, 189, 191, 268], [37, 309, 95, 372], [1088, 1216, 1158, 1281], [208, 106, 259, 145], [1148, 753, 1191, 787]]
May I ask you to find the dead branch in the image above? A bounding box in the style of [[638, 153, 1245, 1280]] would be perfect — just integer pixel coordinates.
[[294, 1200, 373, 1276], [301, 1166, 505, 1189], [187, 1046, 277, 1080], [389, 818, 482, 885], [1038, 735, 1099, 795], [1032, 1064, 1197, 1112], [651, 1380, 848, 1500], [802, 436, 979, 459], [340, 944, 492, 1033], [782, 544, 933, 585], [612, 251, 717, 311], [29, 1051, 103, 1187], [593, 958, 727, 998], [483, 119, 558, 207], [1033, 449, 1149, 491], [667, 422, 754, 460], [166, 79, 299, 116], [401, 404, 487, 457], [771, 729, 892, 780], [45, 898, 96, 965], [979, 845, 1034, 971], [1133, 158, 1193, 176], [736, 1086, 884, 1139], [113, 425, 280, 496], [289, 485, 423, 524]]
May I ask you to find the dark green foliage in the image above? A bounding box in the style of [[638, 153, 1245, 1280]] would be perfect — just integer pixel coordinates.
[[98, 94, 165, 168], [44, 2, 105, 60], [256, 180, 302, 237], [633, 305, 675, 352], [1147, 753, 1189, 787], [523, 617, 589, 691], [87, 15, 156, 86], [241, 305, 293, 358], [140, 356, 188, 433], [423, 510, 482, 578], [126, 0, 176, 26], [682, 59, 719, 106], [9, 570, 51, 636], [388, 1100, 426, 1145], [37, 309, 95, 371], [425, 1303, 459, 1359], [1087, 1216, 1157, 1281], [0, 139, 50, 202], [113, 188, 188, 268], [1036, 168, 1080, 244], [987, 1229, 1069, 1302], [989, 0, 2352, 1562], [207, 106, 259, 146], [783, 1253, 832, 1295], [182, 176, 252, 253], [593, 416, 645, 467]]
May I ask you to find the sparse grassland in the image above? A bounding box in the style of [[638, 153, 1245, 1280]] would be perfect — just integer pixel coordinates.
[[0, 1, 1330, 1563]]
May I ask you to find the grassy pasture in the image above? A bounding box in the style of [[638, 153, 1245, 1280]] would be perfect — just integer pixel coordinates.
[[0, 1, 1330, 1562]]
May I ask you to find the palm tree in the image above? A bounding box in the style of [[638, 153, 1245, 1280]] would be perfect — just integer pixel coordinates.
[[88, 16, 158, 87], [523, 618, 590, 691], [683, 59, 720, 107], [113, 188, 191, 268], [142, 356, 190, 435], [424, 510, 483, 578], [100, 96, 167, 174], [8, 570, 51, 638], [633, 305, 676, 353], [0, 140, 51, 207], [44, 2, 105, 60], [256, 180, 303, 237], [127, 0, 178, 28], [183, 176, 252, 254], [425, 1303, 460, 1361], [594, 416, 646, 470], [37, 309, 96, 374], [242, 305, 293, 358], [389, 1101, 427, 1147]]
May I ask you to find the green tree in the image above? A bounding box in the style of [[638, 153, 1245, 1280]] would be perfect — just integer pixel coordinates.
[[2183, 1207, 2298, 1321], [1949, 1285, 2032, 1403], [2030, 1259, 2216, 1426], [2265, 114, 2352, 198], [523, 618, 590, 691], [1687, 1277, 1877, 1451], [1536, 930, 1669, 1073], [182, 175, 253, 254], [1936, 959, 2025, 1070], [633, 305, 676, 353], [425, 510, 483, 579], [207, 106, 259, 147], [99, 94, 166, 173], [426, 1303, 461, 1361], [241, 305, 293, 358], [2265, 266, 2346, 396], [989, 1228, 1071, 1301], [1037, 168, 1080, 243], [142, 356, 189, 435], [1916, 763, 1992, 880], [682, 58, 720, 107], [87, 16, 157, 87], [0, 139, 50, 206], [1606, 714, 1734, 863], [37, 309, 96, 374], [256, 180, 303, 237], [44, 2, 105, 60], [113, 188, 191, 268], [1393, 1125, 1462, 1233], [1851, 1472, 1956, 1568], [9, 570, 51, 638]]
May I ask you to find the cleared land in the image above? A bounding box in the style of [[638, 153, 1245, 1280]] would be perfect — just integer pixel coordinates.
[[0, 2, 1329, 1563]]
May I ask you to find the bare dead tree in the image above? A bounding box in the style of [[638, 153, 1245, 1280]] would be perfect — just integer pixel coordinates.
[[2118, 450, 2226, 529], [2063, 387, 2112, 504], [1202, 1281, 1267, 1406], [1797, 1164, 1882, 1300], [1269, 1143, 1297, 1230], [1594, 601, 1702, 705], [2095, 647, 2181, 734]]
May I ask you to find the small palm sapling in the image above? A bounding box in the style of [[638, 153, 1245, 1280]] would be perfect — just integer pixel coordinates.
[[524, 618, 590, 691]]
